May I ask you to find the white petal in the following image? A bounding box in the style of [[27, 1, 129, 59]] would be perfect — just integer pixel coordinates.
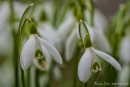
[[87, 26, 111, 53], [65, 29, 78, 61], [119, 36, 130, 64], [57, 15, 76, 40], [33, 45, 51, 70], [89, 47, 102, 72], [78, 48, 92, 82], [93, 48, 122, 71], [39, 37, 62, 64], [117, 65, 130, 85], [38, 24, 56, 44], [20, 35, 36, 70]]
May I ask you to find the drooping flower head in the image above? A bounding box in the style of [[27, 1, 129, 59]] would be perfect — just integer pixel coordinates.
[[20, 19, 62, 70], [78, 20, 122, 82]]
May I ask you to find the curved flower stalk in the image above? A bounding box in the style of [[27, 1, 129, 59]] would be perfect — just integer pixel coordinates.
[[78, 20, 122, 82], [20, 19, 62, 70], [65, 20, 111, 61], [119, 35, 130, 64]]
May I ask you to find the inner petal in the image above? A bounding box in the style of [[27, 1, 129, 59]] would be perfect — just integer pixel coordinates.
[[34, 34, 44, 59], [89, 47, 102, 72]]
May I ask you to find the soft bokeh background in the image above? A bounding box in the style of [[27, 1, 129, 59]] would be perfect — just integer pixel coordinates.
[[0, 0, 129, 87]]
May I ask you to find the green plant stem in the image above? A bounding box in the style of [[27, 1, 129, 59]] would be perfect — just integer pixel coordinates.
[[82, 82, 87, 87], [21, 67, 25, 87], [52, 0, 61, 28], [89, 0, 94, 26], [26, 67, 30, 87], [9, 0, 20, 87], [12, 31, 20, 87], [58, 0, 70, 25], [35, 69, 40, 87], [45, 60, 55, 87], [72, 46, 81, 87]]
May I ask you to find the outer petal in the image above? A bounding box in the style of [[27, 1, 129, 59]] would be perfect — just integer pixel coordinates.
[[57, 15, 76, 40], [39, 37, 62, 64], [78, 48, 92, 82], [93, 48, 122, 71], [65, 29, 78, 61], [33, 45, 51, 70], [20, 35, 36, 70]]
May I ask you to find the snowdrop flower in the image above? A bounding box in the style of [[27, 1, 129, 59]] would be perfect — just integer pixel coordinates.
[[78, 20, 122, 82], [117, 65, 130, 87], [20, 22, 62, 70], [119, 35, 130, 64], [65, 20, 111, 61]]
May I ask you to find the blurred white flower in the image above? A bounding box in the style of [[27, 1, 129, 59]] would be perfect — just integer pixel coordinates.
[[0, 2, 10, 32], [0, 2, 13, 57], [13, 1, 27, 19], [117, 65, 130, 87], [119, 35, 130, 64], [85, 9, 109, 33], [78, 46, 122, 82], [65, 22, 111, 61], [20, 34, 62, 70], [38, 13, 77, 53]]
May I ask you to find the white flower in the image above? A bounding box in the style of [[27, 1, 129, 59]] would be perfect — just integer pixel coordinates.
[[78, 20, 121, 82], [117, 65, 130, 87], [20, 34, 62, 70], [65, 22, 111, 61], [78, 47, 122, 82], [119, 35, 130, 64]]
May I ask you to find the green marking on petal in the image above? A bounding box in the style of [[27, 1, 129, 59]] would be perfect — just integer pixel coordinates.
[[92, 62, 102, 73], [35, 49, 44, 59], [38, 57, 47, 68]]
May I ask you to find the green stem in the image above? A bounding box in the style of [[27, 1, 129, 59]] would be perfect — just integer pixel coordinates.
[[26, 67, 30, 87], [72, 46, 80, 87], [9, 0, 20, 87], [58, 0, 70, 25], [20, 67, 25, 87], [12, 31, 19, 87], [52, 0, 61, 28], [82, 82, 87, 87], [45, 60, 55, 87], [35, 69, 40, 87], [17, 4, 33, 87], [89, 0, 94, 26]]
